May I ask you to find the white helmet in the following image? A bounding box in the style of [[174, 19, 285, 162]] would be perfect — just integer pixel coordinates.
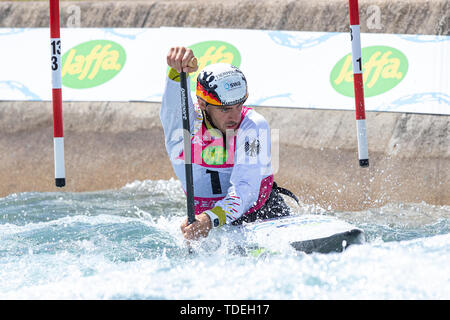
[[196, 63, 248, 106]]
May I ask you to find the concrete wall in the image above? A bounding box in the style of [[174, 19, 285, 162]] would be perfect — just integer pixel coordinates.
[[0, 0, 449, 210]]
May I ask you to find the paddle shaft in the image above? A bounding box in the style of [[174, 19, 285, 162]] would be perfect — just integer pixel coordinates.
[[180, 71, 196, 224]]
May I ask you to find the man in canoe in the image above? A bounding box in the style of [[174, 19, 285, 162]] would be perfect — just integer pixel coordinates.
[[161, 46, 298, 240]]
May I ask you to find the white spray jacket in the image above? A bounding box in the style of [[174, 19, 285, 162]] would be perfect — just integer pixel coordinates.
[[160, 75, 274, 228]]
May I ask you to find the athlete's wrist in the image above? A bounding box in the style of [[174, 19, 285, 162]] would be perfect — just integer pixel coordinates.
[[199, 213, 213, 231], [168, 67, 181, 82], [203, 210, 220, 228]]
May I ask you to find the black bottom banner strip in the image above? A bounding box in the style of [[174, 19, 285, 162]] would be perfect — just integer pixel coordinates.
[[1, 300, 445, 318]]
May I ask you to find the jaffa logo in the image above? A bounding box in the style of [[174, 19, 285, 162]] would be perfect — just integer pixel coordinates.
[[330, 46, 408, 97], [188, 40, 241, 92], [202, 146, 229, 165], [61, 40, 126, 89]]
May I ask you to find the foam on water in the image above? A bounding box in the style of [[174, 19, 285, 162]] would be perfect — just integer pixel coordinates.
[[1, 179, 449, 299]]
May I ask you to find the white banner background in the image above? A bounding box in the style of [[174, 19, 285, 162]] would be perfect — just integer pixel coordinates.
[[0, 27, 448, 115]]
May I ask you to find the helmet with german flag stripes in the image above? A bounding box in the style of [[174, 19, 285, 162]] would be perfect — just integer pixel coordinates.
[[196, 63, 248, 106]]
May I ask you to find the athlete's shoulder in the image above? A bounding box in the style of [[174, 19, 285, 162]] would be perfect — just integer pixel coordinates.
[[239, 107, 270, 131]]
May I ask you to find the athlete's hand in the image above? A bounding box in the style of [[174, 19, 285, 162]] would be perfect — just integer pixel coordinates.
[[167, 46, 198, 74], [181, 213, 212, 240]]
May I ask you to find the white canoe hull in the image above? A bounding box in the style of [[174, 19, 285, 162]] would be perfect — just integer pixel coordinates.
[[216, 214, 365, 254]]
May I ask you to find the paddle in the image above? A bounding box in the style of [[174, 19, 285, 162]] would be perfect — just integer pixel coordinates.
[[179, 57, 198, 225]]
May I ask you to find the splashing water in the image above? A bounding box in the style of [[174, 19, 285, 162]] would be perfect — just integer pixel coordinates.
[[0, 179, 449, 299]]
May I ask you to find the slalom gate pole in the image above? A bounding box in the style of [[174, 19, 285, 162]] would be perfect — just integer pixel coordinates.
[[180, 70, 196, 225], [349, 0, 369, 168], [49, 0, 66, 186]]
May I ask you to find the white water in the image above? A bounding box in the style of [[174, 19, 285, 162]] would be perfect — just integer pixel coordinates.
[[1, 179, 449, 299]]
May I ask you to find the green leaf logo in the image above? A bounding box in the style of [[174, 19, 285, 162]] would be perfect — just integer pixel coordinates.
[[201, 146, 228, 165], [62, 40, 126, 89], [330, 46, 408, 97]]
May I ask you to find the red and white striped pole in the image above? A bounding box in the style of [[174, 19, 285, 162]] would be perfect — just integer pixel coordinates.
[[49, 0, 66, 186], [349, 0, 369, 167]]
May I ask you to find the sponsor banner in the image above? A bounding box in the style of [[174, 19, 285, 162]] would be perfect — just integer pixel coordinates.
[[0, 27, 448, 115], [0, 28, 166, 102]]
